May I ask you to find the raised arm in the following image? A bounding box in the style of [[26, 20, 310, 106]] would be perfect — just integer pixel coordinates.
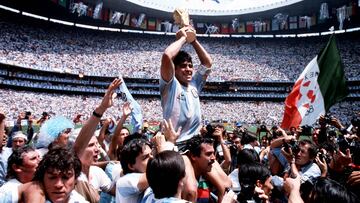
[[108, 102, 131, 160], [160, 28, 187, 82], [191, 39, 212, 68], [74, 78, 122, 157]]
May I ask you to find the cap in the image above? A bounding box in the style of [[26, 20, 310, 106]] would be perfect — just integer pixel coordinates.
[[236, 122, 242, 127]]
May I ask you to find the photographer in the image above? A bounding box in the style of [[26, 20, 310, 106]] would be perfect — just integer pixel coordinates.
[[7, 112, 34, 146]]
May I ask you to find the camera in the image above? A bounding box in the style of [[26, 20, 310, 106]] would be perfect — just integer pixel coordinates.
[[259, 125, 267, 132], [318, 151, 331, 163], [284, 140, 300, 154], [301, 125, 312, 136], [324, 114, 333, 124]]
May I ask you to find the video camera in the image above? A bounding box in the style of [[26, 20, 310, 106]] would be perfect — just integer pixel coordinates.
[[284, 140, 300, 154]]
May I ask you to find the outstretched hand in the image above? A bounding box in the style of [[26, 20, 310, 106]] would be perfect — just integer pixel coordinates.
[[330, 148, 352, 172], [99, 78, 122, 112], [162, 119, 181, 143], [122, 102, 132, 117]]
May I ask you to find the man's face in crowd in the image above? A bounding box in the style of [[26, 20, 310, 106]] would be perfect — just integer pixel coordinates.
[[233, 137, 242, 151], [43, 168, 76, 203], [20, 151, 41, 175], [261, 176, 273, 196], [175, 61, 193, 86], [118, 128, 130, 146], [130, 144, 152, 173], [295, 143, 311, 166], [194, 143, 215, 173], [55, 128, 71, 147], [12, 137, 26, 149], [80, 136, 99, 166]]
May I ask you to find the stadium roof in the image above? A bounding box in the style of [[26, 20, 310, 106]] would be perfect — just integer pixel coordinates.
[[83, 0, 350, 22], [123, 0, 304, 16]]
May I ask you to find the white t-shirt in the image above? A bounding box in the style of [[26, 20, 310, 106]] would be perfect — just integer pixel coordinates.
[[116, 173, 144, 203], [78, 166, 113, 193], [0, 178, 21, 203]]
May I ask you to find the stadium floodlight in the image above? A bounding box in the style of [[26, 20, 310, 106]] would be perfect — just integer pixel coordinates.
[[275, 34, 296, 38], [320, 31, 334, 36], [75, 23, 98, 30], [22, 12, 48, 21], [334, 30, 345, 34], [197, 34, 208, 37], [253, 34, 274, 38], [210, 34, 230, 38], [121, 29, 143, 33], [0, 5, 20, 13], [49, 18, 74, 26], [99, 27, 121, 32], [143, 31, 164, 35], [231, 35, 252, 38], [346, 27, 360, 32], [297, 32, 319, 37]]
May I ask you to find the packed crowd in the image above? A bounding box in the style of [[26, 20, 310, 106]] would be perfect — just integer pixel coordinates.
[[0, 80, 359, 203], [0, 89, 359, 126], [0, 18, 359, 203], [0, 19, 359, 82]]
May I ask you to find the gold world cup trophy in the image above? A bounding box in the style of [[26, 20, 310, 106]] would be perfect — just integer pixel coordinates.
[[173, 8, 196, 43]]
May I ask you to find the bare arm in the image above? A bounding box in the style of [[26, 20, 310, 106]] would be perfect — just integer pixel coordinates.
[[160, 28, 187, 82], [97, 119, 110, 150], [108, 102, 131, 160], [191, 39, 212, 68], [74, 79, 122, 157]]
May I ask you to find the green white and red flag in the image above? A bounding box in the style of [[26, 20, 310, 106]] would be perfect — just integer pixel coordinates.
[[281, 35, 349, 129]]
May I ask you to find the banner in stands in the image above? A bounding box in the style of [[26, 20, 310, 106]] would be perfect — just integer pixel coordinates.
[[272, 19, 279, 31], [246, 21, 254, 33], [101, 8, 109, 21], [238, 22, 245, 33], [221, 23, 229, 34], [124, 14, 130, 26], [289, 16, 298, 29], [148, 18, 156, 30]]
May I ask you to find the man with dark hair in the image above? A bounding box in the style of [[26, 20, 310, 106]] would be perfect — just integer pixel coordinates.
[[160, 27, 212, 144], [0, 131, 28, 186], [161, 27, 230, 202], [185, 136, 216, 203], [146, 150, 186, 201], [116, 138, 152, 203], [31, 146, 85, 203], [0, 145, 40, 202]]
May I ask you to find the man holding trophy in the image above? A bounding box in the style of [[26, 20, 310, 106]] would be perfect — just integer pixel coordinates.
[[160, 8, 232, 202]]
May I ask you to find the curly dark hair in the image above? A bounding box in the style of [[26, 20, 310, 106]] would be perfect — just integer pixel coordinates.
[[186, 135, 214, 157], [173, 50, 192, 67], [120, 137, 151, 175], [33, 146, 82, 181]]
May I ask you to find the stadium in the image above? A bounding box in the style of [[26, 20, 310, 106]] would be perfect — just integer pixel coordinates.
[[0, 0, 360, 202]]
